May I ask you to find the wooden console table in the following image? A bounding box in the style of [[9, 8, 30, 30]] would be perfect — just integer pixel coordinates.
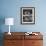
[[4, 32, 43, 46]]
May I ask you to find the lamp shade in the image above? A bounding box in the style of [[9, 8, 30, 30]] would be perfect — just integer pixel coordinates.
[[5, 18, 14, 25]]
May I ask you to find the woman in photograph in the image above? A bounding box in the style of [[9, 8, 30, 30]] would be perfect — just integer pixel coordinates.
[[23, 10, 32, 22], [24, 11, 31, 16]]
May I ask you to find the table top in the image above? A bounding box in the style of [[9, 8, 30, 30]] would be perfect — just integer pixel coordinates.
[[4, 32, 43, 40]]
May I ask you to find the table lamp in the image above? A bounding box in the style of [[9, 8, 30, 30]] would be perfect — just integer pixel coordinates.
[[5, 18, 14, 35]]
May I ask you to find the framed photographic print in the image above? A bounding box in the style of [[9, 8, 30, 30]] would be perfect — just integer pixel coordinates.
[[21, 7, 35, 24]]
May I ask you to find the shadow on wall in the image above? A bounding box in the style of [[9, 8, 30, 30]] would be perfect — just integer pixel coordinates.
[[0, 16, 5, 46]]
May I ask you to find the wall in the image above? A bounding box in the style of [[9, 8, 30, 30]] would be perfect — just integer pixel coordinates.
[[0, 0, 46, 46], [0, 0, 46, 32]]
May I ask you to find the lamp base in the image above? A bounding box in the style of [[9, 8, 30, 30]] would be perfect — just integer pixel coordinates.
[[8, 32, 11, 35]]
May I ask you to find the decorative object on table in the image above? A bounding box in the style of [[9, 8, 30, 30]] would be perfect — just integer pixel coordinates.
[[5, 18, 14, 35], [21, 7, 35, 24], [25, 32, 38, 35]]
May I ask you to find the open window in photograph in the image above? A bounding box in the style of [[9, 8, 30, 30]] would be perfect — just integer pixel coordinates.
[[21, 7, 35, 24]]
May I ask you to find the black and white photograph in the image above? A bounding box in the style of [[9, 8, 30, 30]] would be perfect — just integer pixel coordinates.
[[21, 7, 35, 24]]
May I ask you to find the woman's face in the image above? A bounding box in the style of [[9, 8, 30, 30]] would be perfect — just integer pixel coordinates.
[[24, 11, 30, 15], [24, 11, 28, 15], [28, 12, 31, 15]]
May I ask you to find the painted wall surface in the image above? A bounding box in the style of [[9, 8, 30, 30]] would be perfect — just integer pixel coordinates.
[[0, 0, 46, 32], [0, 0, 46, 46]]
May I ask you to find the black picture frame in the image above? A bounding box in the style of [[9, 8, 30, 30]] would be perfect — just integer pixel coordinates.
[[21, 7, 35, 24]]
